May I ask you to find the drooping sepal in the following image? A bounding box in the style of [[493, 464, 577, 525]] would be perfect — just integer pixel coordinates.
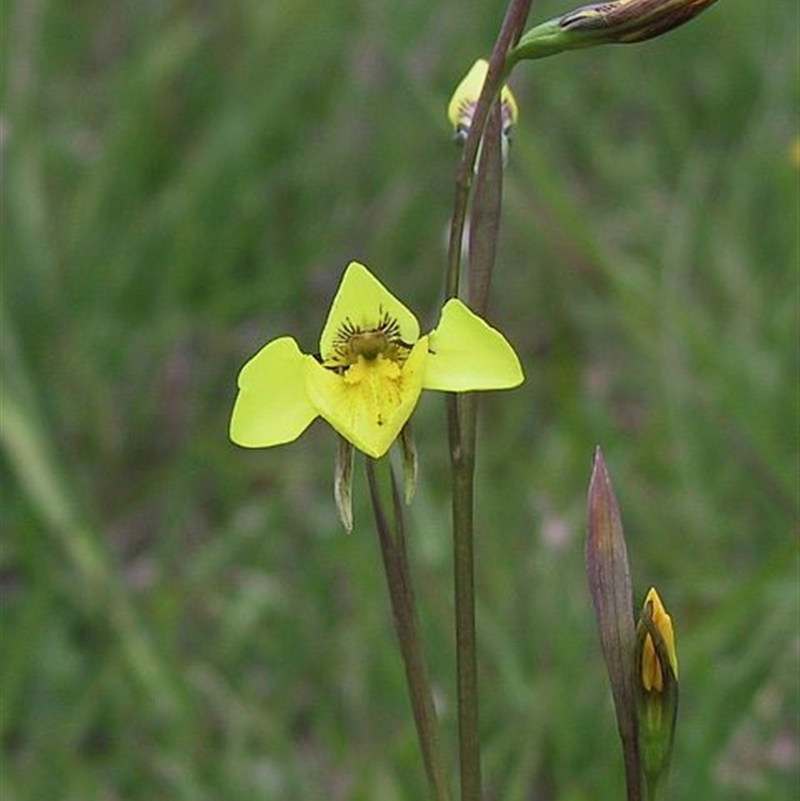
[[398, 422, 418, 505], [335, 436, 356, 532]]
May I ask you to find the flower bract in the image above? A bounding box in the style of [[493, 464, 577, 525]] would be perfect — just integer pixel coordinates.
[[230, 261, 523, 458]]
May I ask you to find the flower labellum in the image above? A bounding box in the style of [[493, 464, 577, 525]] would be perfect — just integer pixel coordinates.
[[230, 261, 523, 460], [447, 59, 519, 164]]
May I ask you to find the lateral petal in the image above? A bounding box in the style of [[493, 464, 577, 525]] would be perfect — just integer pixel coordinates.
[[230, 337, 318, 447], [423, 299, 524, 391]]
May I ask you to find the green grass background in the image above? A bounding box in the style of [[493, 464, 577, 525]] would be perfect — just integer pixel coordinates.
[[2, 0, 798, 798]]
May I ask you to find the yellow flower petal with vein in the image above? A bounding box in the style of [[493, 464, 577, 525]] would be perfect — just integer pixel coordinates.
[[424, 299, 524, 391], [305, 338, 429, 458], [230, 337, 318, 447]]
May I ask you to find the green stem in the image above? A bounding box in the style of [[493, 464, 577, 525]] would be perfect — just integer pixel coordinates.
[[366, 458, 453, 801], [444, 3, 534, 800], [445, 1, 534, 302], [446, 393, 480, 800]]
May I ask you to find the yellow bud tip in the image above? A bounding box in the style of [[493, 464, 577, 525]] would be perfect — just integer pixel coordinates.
[[641, 587, 679, 692]]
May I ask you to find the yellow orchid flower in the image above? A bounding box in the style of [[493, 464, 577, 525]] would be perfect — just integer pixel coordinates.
[[230, 261, 523, 459], [447, 59, 519, 160]]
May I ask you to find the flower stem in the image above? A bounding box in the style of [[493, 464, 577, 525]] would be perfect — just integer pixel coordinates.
[[366, 457, 453, 801], [446, 392, 480, 801], [444, 3, 534, 800], [445, 0, 535, 304]]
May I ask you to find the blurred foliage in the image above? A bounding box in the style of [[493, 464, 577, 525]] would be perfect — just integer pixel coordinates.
[[1, 0, 798, 799]]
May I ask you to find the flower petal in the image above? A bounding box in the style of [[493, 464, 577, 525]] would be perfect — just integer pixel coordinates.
[[447, 59, 488, 129], [318, 262, 420, 360], [423, 299, 524, 391], [447, 59, 519, 132], [501, 84, 519, 127], [305, 338, 429, 458], [230, 337, 318, 447]]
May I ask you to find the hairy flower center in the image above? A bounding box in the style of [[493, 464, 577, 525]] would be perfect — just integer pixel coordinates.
[[348, 330, 391, 361], [328, 310, 411, 368]]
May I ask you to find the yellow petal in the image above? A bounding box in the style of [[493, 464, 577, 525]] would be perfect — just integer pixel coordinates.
[[448, 59, 488, 129], [645, 587, 679, 680], [641, 632, 664, 693], [230, 337, 318, 447], [447, 59, 518, 131], [501, 84, 519, 127], [318, 262, 420, 361], [305, 338, 428, 458], [423, 299, 524, 391]]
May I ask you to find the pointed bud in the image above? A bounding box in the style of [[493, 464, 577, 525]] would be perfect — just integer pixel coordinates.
[[586, 447, 642, 801], [334, 436, 355, 532], [559, 0, 720, 43], [508, 0, 720, 67], [636, 587, 679, 795]]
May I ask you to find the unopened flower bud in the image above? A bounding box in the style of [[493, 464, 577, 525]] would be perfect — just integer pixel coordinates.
[[560, 0, 720, 44], [586, 448, 641, 797], [507, 0, 720, 67], [636, 587, 679, 794]]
